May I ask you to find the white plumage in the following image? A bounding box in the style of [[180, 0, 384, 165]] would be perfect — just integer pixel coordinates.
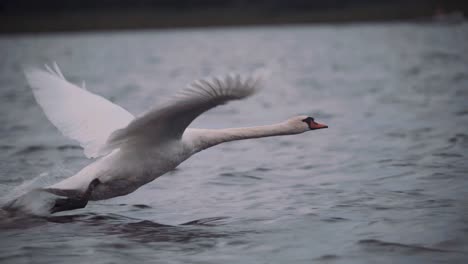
[[21, 63, 326, 212], [25, 62, 134, 158]]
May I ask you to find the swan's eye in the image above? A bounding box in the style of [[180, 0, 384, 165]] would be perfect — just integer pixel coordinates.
[[301, 117, 314, 124]]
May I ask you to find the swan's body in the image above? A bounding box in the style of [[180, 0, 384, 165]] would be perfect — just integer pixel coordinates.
[[22, 63, 327, 212]]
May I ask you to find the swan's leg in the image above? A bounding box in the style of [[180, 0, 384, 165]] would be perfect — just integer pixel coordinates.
[[44, 179, 101, 214]]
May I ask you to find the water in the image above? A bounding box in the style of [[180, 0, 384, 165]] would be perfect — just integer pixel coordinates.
[[1, 23, 468, 263]]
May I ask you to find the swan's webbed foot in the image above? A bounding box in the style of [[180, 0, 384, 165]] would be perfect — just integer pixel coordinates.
[[50, 196, 88, 213], [45, 179, 101, 214]]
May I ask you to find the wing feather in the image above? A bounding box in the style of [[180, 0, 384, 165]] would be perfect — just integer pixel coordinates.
[[25, 64, 135, 158], [105, 73, 264, 150]]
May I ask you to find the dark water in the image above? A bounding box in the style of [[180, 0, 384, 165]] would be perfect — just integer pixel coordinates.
[[1, 23, 468, 263]]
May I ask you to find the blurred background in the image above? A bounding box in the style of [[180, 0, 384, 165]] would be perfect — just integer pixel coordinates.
[[1, 1, 468, 264], [1, 0, 467, 33]]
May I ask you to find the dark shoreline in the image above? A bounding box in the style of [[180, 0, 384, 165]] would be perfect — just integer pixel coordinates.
[[1, 1, 466, 34]]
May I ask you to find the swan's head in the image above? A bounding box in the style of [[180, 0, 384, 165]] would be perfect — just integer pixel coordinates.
[[286, 115, 328, 133]]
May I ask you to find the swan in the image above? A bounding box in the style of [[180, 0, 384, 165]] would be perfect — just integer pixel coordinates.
[[17, 63, 327, 213]]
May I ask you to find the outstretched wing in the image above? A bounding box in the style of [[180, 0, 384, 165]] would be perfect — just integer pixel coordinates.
[[25, 63, 135, 158], [104, 73, 263, 151]]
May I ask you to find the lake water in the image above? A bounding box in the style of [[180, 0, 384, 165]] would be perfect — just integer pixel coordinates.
[[0, 22, 468, 263]]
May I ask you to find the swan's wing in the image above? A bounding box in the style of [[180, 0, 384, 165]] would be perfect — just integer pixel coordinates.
[[104, 73, 263, 150], [25, 63, 135, 158]]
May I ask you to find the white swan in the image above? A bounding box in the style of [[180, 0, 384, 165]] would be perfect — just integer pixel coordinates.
[[20, 63, 328, 213]]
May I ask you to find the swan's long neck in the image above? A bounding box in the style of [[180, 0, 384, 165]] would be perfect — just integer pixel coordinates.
[[185, 122, 299, 153]]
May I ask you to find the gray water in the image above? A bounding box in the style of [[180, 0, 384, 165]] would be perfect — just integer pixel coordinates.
[[1, 23, 468, 264]]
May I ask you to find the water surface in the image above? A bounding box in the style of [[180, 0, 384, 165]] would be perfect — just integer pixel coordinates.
[[1, 23, 468, 263]]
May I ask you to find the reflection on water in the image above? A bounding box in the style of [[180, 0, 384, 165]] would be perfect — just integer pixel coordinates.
[[1, 23, 468, 263]]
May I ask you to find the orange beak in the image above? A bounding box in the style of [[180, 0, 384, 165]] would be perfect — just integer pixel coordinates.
[[310, 121, 328, 130]]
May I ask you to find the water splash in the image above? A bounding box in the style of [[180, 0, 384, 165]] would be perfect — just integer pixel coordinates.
[[1, 172, 56, 216], [2, 189, 55, 216]]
